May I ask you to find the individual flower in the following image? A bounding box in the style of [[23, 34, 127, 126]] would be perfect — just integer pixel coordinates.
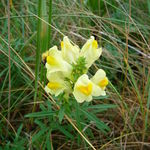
[[91, 69, 109, 96], [45, 46, 72, 76], [80, 36, 102, 68], [45, 72, 70, 96], [61, 36, 79, 64], [73, 74, 102, 103]]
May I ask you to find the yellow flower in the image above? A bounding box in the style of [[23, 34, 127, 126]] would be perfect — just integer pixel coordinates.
[[45, 46, 72, 76], [91, 69, 108, 96], [43, 36, 108, 101], [61, 36, 79, 64], [80, 36, 102, 68], [73, 74, 101, 103], [45, 72, 70, 96]]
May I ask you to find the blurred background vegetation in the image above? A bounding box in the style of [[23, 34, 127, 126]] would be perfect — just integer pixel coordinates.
[[0, 0, 150, 149]]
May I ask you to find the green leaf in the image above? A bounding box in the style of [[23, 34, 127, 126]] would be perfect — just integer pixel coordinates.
[[39, 103, 47, 111], [80, 109, 110, 133], [15, 124, 23, 140], [71, 56, 87, 82], [25, 111, 56, 118], [56, 124, 74, 140], [58, 107, 65, 124], [34, 119, 47, 129], [127, 63, 143, 115], [86, 104, 117, 109], [93, 95, 109, 100], [46, 131, 53, 150], [147, 0, 150, 15], [32, 127, 48, 143]]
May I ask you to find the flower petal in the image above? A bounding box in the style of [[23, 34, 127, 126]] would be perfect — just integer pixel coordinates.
[[73, 90, 87, 103], [80, 36, 102, 68], [85, 96, 93, 102], [92, 83, 102, 97], [61, 36, 79, 64], [91, 69, 106, 85], [45, 85, 64, 97]]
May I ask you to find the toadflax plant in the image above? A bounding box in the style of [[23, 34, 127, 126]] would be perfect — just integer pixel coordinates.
[[42, 36, 108, 103], [25, 36, 111, 148]]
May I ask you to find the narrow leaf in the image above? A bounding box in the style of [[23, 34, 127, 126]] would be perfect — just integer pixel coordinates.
[[25, 111, 55, 118]]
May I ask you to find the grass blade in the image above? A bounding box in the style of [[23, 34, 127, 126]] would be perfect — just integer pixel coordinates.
[[126, 62, 143, 115], [7, 0, 11, 136], [25, 111, 56, 118], [33, 0, 42, 108]]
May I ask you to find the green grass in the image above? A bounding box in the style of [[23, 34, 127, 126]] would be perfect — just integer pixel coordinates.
[[0, 0, 150, 149]]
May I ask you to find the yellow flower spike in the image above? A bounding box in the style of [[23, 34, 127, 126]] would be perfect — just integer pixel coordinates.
[[43, 36, 108, 101], [80, 36, 102, 68], [91, 69, 108, 96], [77, 83, 93, 96]]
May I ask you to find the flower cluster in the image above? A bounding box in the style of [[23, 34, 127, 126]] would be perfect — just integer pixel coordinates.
[[42, 36, 108, 103]]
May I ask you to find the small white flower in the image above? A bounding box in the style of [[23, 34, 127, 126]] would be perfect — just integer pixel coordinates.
[[61, 36, 79, 64], [45, 46, 72, 76], [91, 69, 108, 96], [80, 36, 102, 68], [73, 74, 101, 103]]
